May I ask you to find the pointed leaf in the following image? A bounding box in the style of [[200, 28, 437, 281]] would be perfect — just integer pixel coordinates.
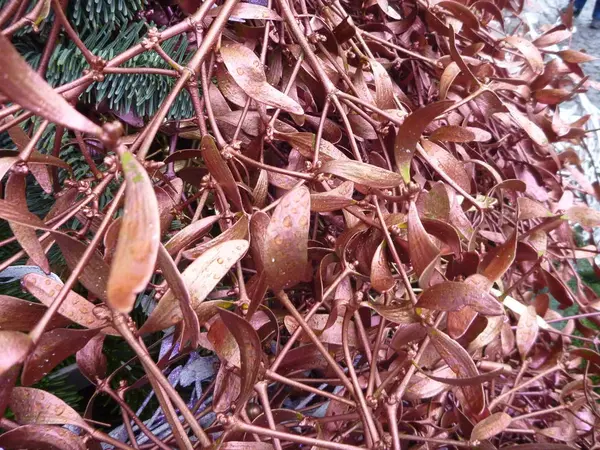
[[311, 181, 355, 212], [218, 309, 263, 409], [183, 214, 249, 259], [408, 201, 440, 280], [264, 186, 310, 291], [22, 274, 118, 335], [202, 135, 243, 211], [5, 173, 50, 273], [479, 230, 517, 285], [516, 305, 538, 360], [505, 103, 548, 146], [431, 125, 491, 143], [471, 412, 512, 441], [53, 233, 109, 300], [395, 101, 453, 182], [164, 214, 221, 256], [427, 327, 485, 414], [221, 42, 303, 115], [22, 328, 99, 386], [76, 334, 107, 383], [9, 387, 87, 427], [107, 151, 160, 313], [0, 295, 68, 331], [0, 331, 32, 376], [517, 197, 553, 220], [208, 3, 282, 20], [504, 36, 544, 74], [417, 281, 503, 316], [0, 34, 102, 135], [422, 140, 471, 193], [438, 1, 480, 28], [363, 301, 419, 325], [317, 159, 403, 189], [140, 240, 249, 333], [556, 49, 596, 64], [565, 205, 600, 227], [370, 59, 395, 110], [370, 241, 395, 293], [0, 425, 86, 450]]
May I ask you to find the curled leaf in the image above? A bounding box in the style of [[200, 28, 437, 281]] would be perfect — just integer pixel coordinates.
[[107, 152, 160, 313]]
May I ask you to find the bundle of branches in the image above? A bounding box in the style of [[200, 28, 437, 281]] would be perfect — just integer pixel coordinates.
[[1, 0, 600, 449]]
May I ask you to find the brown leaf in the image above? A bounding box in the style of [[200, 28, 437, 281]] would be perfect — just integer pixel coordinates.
[[408, 201, 440, 282], [416, 365, 505, 387], [565, 205, 600, 227], [517, 197, 553, 220], [9, 387, 87, 427], [317, 160, 403, 189], [505, 103, 549, 146], [183, 213, 249, 259], [556, 49, 597, 64], [264, 186, 310, 291], [220, 42, 303, 115], [0, 425, 86, 450], [364, 301, 419, 325], [53, 233, 109, 300], [311, 181, 356, 212], [438, 1, 480, 29], [0, 34, 102, 135], [76, 334, 107, 383], [202, 135, 243, 211], [479, 230, 517, 285], [427, 327, 485, 414], [208, 3, 282, 20], [23, 273, 117, 334], [22, 328, 99, 386], [421, 140, 471, 193], [431, 125, 491, 142], [156, 244, 200, 348], [471, 1, 505, 28], [218, 309, 263, 409], [107, 151, 160, 313], [370, 59, 396, 110], [504, 36, 544, 74], [395, 100, 453, 182], [417, 281, 503, 316], [533, 29, 571, 47], [274, 131, 347, 161], [0, 331, 32, 376], [440, 62, 461, 100], [471, 412, 512, 441], [516, 305, 538, 360], [164, 214, 221, 256], [370, 241, 395, 293], [541, 268, 574, 308], [140, 240, 248, 333], [5, 173, 50, 273], [0, 295, 68, 332]]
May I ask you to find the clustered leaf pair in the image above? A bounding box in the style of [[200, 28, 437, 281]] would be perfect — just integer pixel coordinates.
[[0, 0, 600, 449]]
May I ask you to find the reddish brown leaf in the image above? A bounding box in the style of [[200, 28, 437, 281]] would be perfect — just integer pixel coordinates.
[[533, 29, 571, 47], [140, 240, 248, 333], [22, 328, 99, 386], [164, 214, 221, 256], [517, 197, 553, 220], [516, 305, 538, 360], [541, 268, 574, 308], [471, 412, 512, 441], [202, 135, 243, 211], [274, 131, 347, 161], [183, 213, 249, 259], [0, 34, 102, 135], [53, 233, 109, 300], [479, 230, 517, 285], [364, 301, 419, 325], [370, 241, 395, 293], [440, 62, 461, 100], [0, 295, 68, 332], [421, 140, 471, 193], [0, 331, 32, 376], [471, 1, 505, 28], [317, 160, 403, 189], [504, 36, 544, 74], [208, 3, 281, 20], [217, 309, 263, 409], [556, 49, 597, 64], [431, 125, 491, 143], [0, 425, 86, 450], [438, 1, 480, 29], [310, 181, 356, 212], [23, 274, 117, 334], [427, 327, 485, 414], [416, 365, 505, 387], [417, 281, 504, 316], [264, 186, 310, 291], [220, 42, 303, 115], [76, 334, 107, 383], [395, 100, 453, 182], [565, 205, 600, 227], [505, 103, 549, 146], [107, 151, 160, 313], [370, 59, 395, 110], [5, 173, 50, 273], [9, 387, 87, 427], [408, 201, 440, 283]]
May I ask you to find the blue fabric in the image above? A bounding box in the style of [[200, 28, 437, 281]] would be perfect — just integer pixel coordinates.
[[573, 0, 600, 20]]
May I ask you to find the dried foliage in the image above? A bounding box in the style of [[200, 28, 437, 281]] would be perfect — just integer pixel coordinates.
[[1, 0, 600, 449]]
